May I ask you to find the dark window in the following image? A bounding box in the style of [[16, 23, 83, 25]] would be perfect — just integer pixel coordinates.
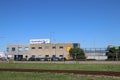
[[59, 46, 63, 49], [59, 55, 63, 57], [12, 47, 15, 51], [32, 47, 35, 49], [52, 55, 56, 58], [73, 43, 79, 48], [32, 55, 35, 58], [52, 46, 56, 49], [45, 55, 49, 57], [38, 47, 42, 49]]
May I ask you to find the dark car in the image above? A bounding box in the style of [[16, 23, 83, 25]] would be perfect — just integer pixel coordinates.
[[36, 58, 41, 61], [51, 57, 59, 61], [28, 57, 36, 61], [59, 57, 66, 61], [41, 57, 50, 61]]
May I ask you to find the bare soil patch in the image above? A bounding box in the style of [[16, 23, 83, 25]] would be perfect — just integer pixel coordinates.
[[0, 68, 120, 77]]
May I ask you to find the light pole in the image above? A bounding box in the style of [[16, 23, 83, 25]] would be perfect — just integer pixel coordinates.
[[50, 32, 54, 43], [48, 32, 54, 62], [50, 32, 54, 57], [115, 46, 119, 61]]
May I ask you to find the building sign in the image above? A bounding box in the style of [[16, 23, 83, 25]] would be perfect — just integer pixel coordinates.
[[30, 39, 50, 44]]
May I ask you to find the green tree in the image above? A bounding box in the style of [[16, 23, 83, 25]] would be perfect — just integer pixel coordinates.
[[69, 48, 86, 60], [106, 46, 120, 61]]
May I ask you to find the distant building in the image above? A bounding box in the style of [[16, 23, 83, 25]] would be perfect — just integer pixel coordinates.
[[6, 39, 108, 61], [84, 48, 108, 60], [6, 39, 80, 60]]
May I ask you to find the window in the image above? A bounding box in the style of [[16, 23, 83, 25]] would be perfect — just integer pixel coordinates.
[[38, 47, 42, 49], [38, 55, 42, 58], [12, 47, 15, 51], [32, 55, 35, 58], [73, 43, 79, 48], [52, 55, 56, 57], [25, 47, 29, 51], [59, 46, 63, 49], [18, 47, 22, 51], [31, 47, 35, 49], [45, 55, 49, 58], [7, 48, 9, 52], [59, 55, 63, 57], [52, 46, 56, 49]]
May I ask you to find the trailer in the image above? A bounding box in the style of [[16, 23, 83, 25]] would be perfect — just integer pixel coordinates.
[[0, 52, 8, 61]]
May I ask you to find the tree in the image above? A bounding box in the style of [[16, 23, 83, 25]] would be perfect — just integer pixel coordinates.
[[69, 48, 86, 60], [106, 46, 120, 61]]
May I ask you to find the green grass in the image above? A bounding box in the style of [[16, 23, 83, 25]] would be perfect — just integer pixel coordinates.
[[0, 63, 120, 80], [0, 72, 120, 80], [0, 63, 120, 72]]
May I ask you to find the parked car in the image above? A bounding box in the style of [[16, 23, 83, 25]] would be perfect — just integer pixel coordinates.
[[28, 57, 36, 61], [41, 57, 50, 61], [40, 58, 46, 61], [51, 57, 59, 61], [59, 57, 66, 61], [36, 58, 41, 61]]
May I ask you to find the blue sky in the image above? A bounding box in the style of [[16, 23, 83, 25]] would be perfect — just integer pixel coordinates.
[[0, 0, 120, 51]]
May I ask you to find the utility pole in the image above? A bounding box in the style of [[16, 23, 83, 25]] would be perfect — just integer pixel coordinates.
[[50, 32, 54, 58]]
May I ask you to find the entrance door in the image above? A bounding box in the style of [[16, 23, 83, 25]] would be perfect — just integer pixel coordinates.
[[14, 55, 23, 61]]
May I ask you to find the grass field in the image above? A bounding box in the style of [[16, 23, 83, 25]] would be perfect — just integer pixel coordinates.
[[0, 72, 120, 80], [0, 63, 120, 72], [0, 62, 120, 80]]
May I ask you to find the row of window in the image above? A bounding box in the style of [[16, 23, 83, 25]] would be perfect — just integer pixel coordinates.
[[7, 46, 64, 52], [7, 47, 29, 52], [31, 46, 64, 50], [31, 55, 64, 58]]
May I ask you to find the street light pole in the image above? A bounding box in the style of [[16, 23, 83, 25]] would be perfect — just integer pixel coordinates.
[[115, 46, 119, 61], [50, 32, 53, 58]]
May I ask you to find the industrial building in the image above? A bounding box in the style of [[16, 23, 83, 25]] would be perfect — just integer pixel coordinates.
[[6, 39, 107, 61], [6, 39, 80, 60]]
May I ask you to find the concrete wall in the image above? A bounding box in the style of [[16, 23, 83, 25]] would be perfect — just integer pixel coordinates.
[[6, 44, 30, 58], [86, 56, 108, 60]]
